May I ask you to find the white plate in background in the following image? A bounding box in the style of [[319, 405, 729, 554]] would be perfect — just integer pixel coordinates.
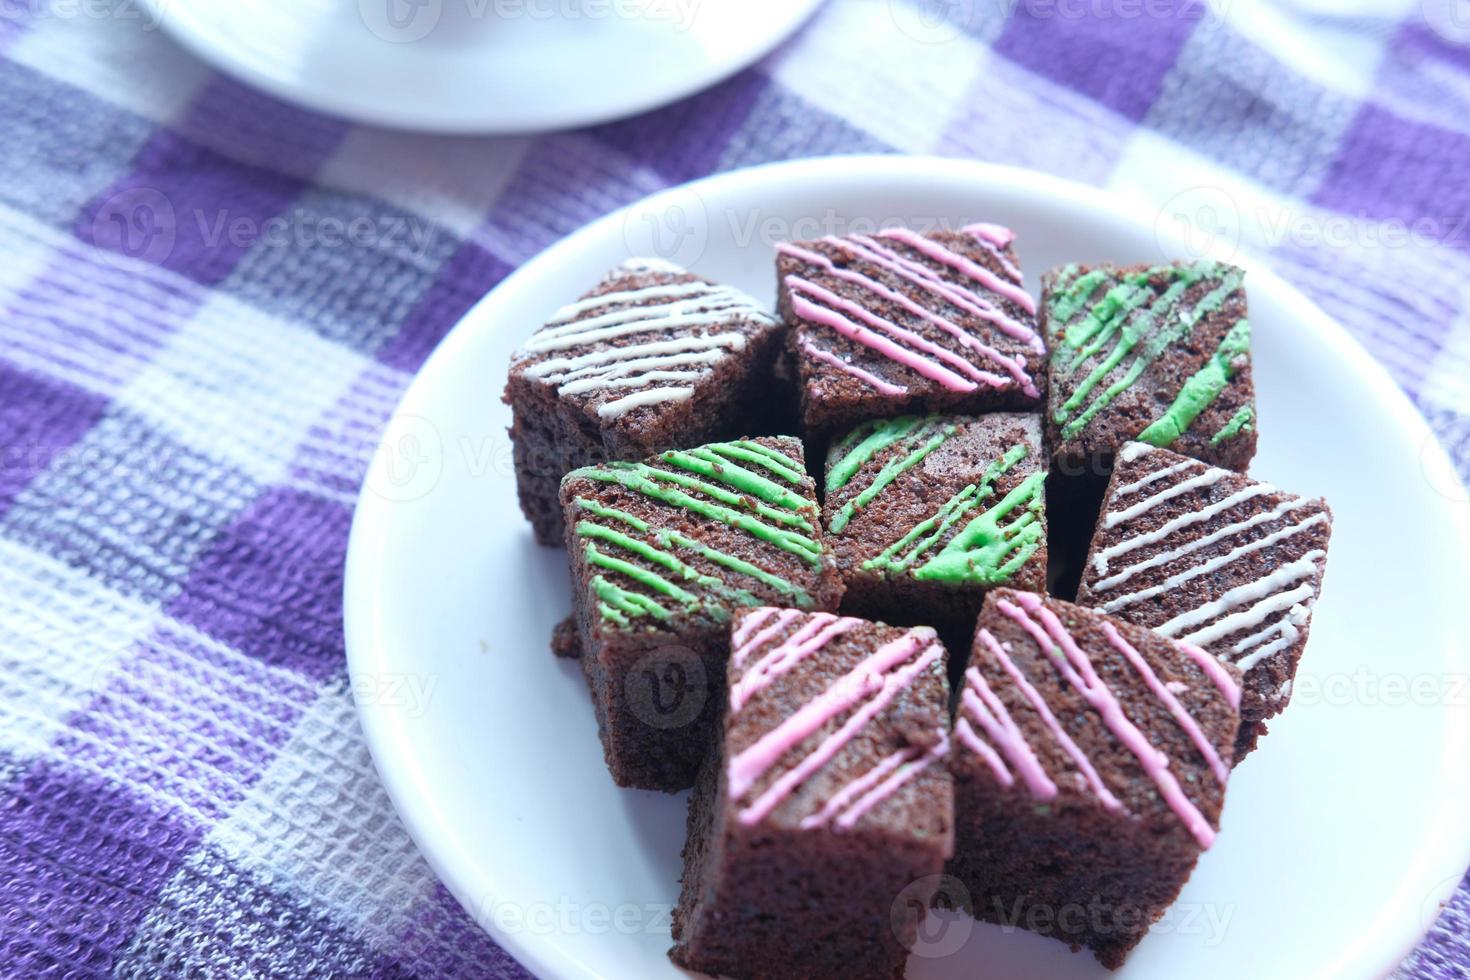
[[344, 156, 1470, 979], [144, 0, 824, 133]]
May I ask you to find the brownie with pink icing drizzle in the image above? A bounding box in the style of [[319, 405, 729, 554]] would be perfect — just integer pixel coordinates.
[[670, 608, 953, 979], [949, 589, 1241, 969], [776, 223, 1046, 436]]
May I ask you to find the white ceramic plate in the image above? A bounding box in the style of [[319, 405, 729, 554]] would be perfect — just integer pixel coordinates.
[[344, 156, 1470, 979], [142, 0, 823, 133]]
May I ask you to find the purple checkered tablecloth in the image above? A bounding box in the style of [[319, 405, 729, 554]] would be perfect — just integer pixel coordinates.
[[0, 0, 1466, 976]]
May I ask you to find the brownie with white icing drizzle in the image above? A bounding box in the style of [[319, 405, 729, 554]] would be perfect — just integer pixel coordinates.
[[507, 258, 785, 545], [1076, 442, 1333, 757], [777, 224, 1047, 436], [823, 412, 1047, 634], [560, 436, 843, 791], [949, 589, 1241, 968], [670, 608, 953, 979]]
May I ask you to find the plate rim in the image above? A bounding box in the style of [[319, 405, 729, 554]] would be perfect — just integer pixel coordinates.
[[344, 154, 1470, 979], [139, 0, 826, 134]]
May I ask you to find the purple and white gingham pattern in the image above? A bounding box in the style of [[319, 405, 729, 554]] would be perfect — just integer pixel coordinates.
[[0, 1, 1467, 976]]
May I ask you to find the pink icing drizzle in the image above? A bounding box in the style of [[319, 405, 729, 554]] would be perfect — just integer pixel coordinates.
[[960, 659, 1057, 800], [730, 613, 862, 712], [778, 243, 1039, 396], [1002, 593, 1217, 848], [877, 227, 1038, 315], [787, 280, 980, 392], [952, 719, 1013, 788], [1101, 622, 1229, 785], [963, 223, 1024, 284], [981, 630, 1120, 808], [833, 730, 948, 830], [730, 631, 943, 824], [731, 607, 805, 667], [837, 235, 1044, 352], [800, 745, 911, 829], [1177, 639, 1242, 710], [799, 338, 907, 396]]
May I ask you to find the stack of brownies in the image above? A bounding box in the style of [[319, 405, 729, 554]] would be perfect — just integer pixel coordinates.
[[505, 225, 1333, 977]]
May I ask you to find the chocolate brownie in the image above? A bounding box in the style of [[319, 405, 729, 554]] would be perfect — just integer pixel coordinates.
[[823, 412, 1047, 634], [1076, 442, 1333, 757], [508, 258, 785, 545], [560, 436, 843, 791], [949, 589, 1241, 968], [1043, 260, 1257, 475], [777, 224, 1047, 436], [671, 608, 953, 979]]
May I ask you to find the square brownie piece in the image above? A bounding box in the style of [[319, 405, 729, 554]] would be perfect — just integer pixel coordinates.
[[823, 412, 1047, 633], [508, 258, 785, 545], [1043, 260, 1257, 474], [671, 608, 953, 979], [777, 224, 1046, 436], [949, 589, 1241, 968], [561, 436, 843, 791], [1076, 442, 1333, 757]]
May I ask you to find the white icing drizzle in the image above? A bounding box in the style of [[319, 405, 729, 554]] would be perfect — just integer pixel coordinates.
[[516, 269, 776, 419], [1092, 483, 1277, 576], [596, 386, 695, 418], [1113, 458, 1199, 499], [1103, 468, 1233, 528], [1234, 601, 1314, 671], [1156, 552, 1325, 645], [1092, 497, 1312, 592], [1097, 512, 1331, 613]]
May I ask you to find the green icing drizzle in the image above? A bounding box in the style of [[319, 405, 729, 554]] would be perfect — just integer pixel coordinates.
[[1138, 319, 1253, 447], [911, 472, 1047, 584], [826, 416, 927, 494], [857, 442, 1044, 586], [660, 448, 811, 512], [706, 441, 805, 484], [1209, 404, 1256, 446], [592, 576, 670, 621], [1048, 263, 1245, 442], [829, 421, 957, 534], [568, 441, 823, 628]]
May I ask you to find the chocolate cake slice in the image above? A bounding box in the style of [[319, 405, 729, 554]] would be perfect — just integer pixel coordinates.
[[508, 258, 784, 544], [671, 609, 953, 979], [777, 224, 1047, 435], [1043, 260, 1257, 474], [949, 589, 1241, 968], [560, 436, 843, 791], [1076, 442, 1333, 757], [823, 412, 1047, 633]]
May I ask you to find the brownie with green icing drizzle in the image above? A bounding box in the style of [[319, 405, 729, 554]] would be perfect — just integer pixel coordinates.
[[822, 412, 1047, 634], [1041, 261, 1257, 474], [559, 435, 843, 792]]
